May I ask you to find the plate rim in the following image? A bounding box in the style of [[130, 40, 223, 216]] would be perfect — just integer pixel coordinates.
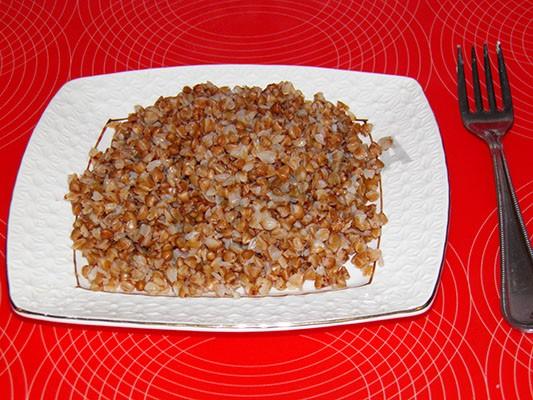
[[9, 274, 443, 331]]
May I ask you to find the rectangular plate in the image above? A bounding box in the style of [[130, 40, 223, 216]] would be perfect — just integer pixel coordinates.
[[7, 65, 449, 331]]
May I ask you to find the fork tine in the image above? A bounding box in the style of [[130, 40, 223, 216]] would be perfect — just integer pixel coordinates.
[[483, 43, 497, 111], [457, 46, 469, 116], [471, 46, 483, 111], [496, 42, 513, 113]]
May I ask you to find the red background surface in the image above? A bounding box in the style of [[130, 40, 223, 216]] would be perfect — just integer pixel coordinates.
[[1, 1, 532, 398]]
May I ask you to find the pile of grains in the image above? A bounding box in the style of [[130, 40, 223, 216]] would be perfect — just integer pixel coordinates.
[[65, 82, 392, 297]]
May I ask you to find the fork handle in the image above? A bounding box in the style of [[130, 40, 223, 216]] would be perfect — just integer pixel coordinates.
[[489, 139, 533, 332]]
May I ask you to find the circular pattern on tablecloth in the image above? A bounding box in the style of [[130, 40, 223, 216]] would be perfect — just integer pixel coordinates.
[[72, 0, 432, 86], [0, 0, 71, 150], [0, 217, 35, 400], [28, 244, 488, 399], [0, 257, 35, 400], [467, 179, 533, 399], [0, 217, 5, 304], [0, 315, 35, 400], [0, 2, 71, 397], [428, 0, 533, 139]]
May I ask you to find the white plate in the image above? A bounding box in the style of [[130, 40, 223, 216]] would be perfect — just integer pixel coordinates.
[[7, 65, 448, 332]]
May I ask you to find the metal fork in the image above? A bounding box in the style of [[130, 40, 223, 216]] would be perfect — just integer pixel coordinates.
[[457, 42, 533, 332]]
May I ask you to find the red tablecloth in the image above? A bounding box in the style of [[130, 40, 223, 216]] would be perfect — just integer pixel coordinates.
[[1, 1, 532, 398]]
